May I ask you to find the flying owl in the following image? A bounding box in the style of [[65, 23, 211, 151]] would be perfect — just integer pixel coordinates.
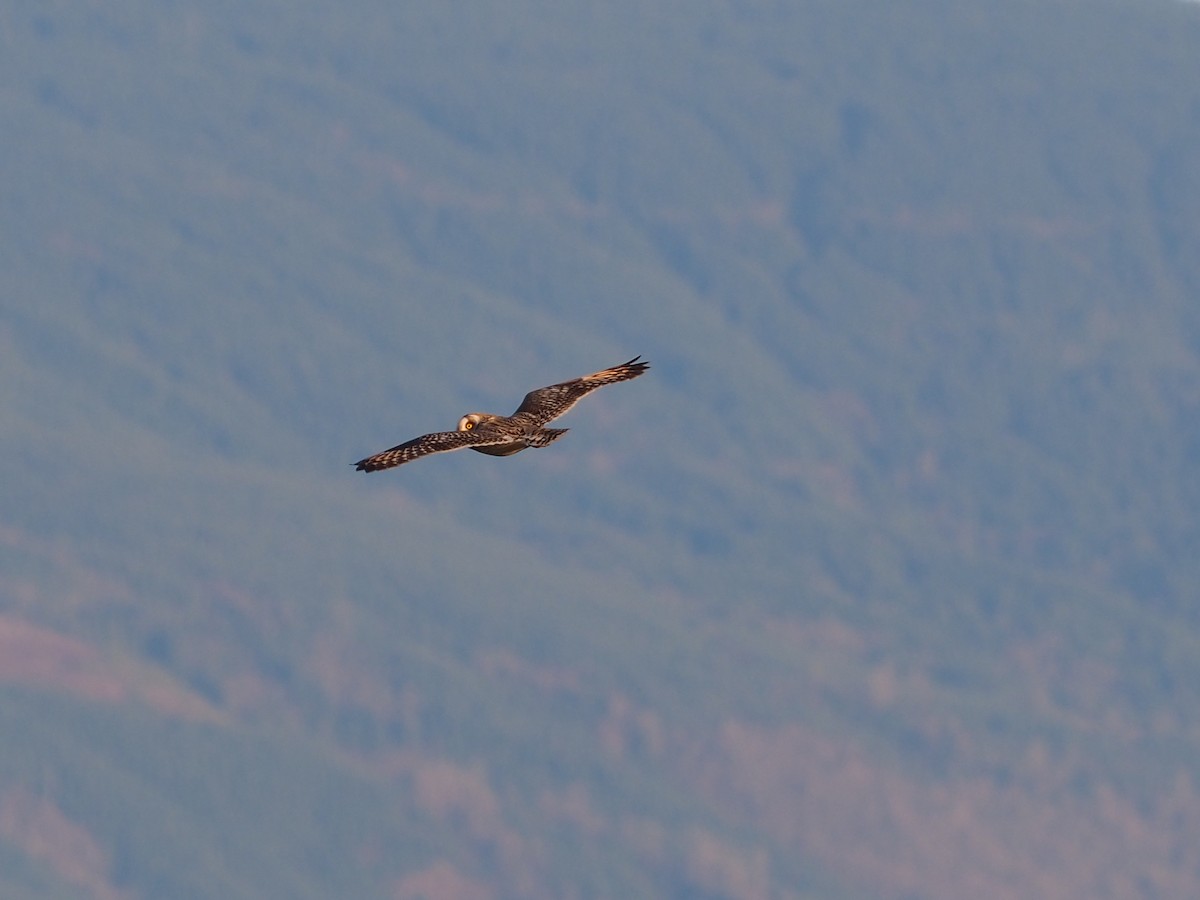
[[353, 356, 650, 472]]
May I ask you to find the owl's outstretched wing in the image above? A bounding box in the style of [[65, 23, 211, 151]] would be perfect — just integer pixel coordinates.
[[512, 356, 650, 426], [354, 430, 513, 472]]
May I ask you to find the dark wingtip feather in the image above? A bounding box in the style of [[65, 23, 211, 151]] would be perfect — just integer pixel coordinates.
[[621, 355, 650, 372]]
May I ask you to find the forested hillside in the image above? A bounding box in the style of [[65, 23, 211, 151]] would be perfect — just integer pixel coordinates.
[[2, 0, 1199, 897]]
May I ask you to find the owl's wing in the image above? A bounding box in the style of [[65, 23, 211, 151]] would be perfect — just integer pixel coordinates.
[[512, 356, 649, 426], [354, 429, 513, 472]]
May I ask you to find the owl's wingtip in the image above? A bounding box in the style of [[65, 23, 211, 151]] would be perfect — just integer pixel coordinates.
[[623, 355, 650, 372]]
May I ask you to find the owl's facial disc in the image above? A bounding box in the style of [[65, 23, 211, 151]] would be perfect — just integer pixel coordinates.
[[458, 413, 487, 432]]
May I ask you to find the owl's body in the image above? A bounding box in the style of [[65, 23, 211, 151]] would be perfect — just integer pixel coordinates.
[[457, 413, 570, 457], [354, 356, 648, 473]]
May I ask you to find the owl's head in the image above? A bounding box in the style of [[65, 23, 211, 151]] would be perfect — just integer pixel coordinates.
[[457, 413, 495, 432]]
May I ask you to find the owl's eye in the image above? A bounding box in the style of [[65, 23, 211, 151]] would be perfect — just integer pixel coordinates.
[[462, 419, 473, 430]]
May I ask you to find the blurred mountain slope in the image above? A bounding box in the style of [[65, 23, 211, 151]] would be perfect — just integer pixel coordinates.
[[2, 0, 1200, 897]]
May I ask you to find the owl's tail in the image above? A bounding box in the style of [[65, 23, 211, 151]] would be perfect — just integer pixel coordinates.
[[529, 428, 569, 448]]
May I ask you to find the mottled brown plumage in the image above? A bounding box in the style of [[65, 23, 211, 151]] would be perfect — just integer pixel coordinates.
[[353, 356, 649, 473]]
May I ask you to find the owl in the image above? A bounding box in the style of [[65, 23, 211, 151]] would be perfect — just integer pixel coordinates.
[[354, 356, 649, 472]]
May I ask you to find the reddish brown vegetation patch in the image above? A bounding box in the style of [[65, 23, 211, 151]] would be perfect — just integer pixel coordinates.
[[0, 615, 222, 723], [0, 786, 129, 900]]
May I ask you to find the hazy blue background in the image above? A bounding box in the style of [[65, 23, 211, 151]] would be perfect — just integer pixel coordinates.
[[2, 0, 1200, 897]]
